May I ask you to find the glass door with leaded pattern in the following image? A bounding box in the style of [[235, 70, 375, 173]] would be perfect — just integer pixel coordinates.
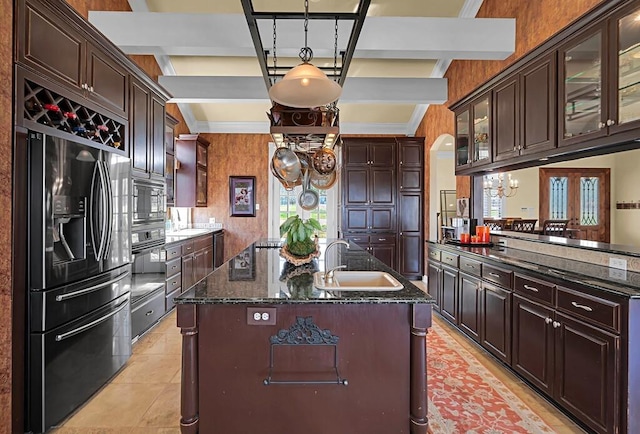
[[539, 168, 610, 242]]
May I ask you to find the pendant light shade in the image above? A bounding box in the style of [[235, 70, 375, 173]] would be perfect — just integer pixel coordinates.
[[269, 62, 342, 108]]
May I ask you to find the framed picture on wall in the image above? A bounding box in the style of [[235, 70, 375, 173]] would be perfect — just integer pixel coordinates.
[[229, 176, 256, 217], [228, 246, 255, 281]]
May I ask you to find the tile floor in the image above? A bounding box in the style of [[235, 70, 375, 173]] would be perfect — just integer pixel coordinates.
[[53, 281, 586, 433]]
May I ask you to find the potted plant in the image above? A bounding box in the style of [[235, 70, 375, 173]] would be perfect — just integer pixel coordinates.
[[279, 215, 322, 265]]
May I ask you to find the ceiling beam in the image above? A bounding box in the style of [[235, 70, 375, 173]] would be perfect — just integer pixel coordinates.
[[158, 76, 448, 104], [88, 12, 514, 60]]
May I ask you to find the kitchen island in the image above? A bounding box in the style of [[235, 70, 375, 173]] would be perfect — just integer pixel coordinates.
[[174, 239, 433, 434]]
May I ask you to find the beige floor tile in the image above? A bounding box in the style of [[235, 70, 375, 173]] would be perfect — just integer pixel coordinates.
[[52, 427, 132, 433], [170, 369, 182, 384], [153, 311, 178, 334], [128, 428, 181, 434], [134, 332, 182, 356], [111, 353, 181, 384], [137, 383, 181, 428], [63, 383, 166, 428]]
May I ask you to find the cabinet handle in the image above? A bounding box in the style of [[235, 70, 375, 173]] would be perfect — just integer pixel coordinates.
[[523, 284, 539, 292], [172, 281, 178, 285], [145, 310, 154, 316], [571, 301, 593, 312], [513, 145, 517, 151], [89, 86, 94, 92], [172, 265, 177, 269], [606, 119, 615, 126], [465, 264, 475, 269], [489, 272, 500, 278], [545, 317, 552, 324], [552, 321, 561, 328], [379, 238, 386, 241]]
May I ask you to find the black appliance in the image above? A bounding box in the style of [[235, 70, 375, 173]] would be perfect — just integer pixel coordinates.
[[26, 131, 132, 433], [132, 178, 165, 226]]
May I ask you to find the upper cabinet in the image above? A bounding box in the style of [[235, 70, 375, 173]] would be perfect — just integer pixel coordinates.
[[454, 92, 492, 170], [560, 3, 640, 147], [130, 77, 165, 180], [175, 134, 210, 208], [18, 0, 128, 118], [452, 0, 640, 175], [165, 114, 179, 207]]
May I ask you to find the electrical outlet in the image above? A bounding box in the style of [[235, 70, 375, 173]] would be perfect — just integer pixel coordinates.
[[609, 257, 627, 271], [247, 307, 276, 325]]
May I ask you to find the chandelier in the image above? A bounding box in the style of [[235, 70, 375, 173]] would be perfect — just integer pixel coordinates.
[[484, 173, 519, 198], [268, 0, 342, 108]]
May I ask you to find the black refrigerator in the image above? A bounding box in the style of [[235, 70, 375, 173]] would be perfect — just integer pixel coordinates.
[[26, 131, 132, 433]]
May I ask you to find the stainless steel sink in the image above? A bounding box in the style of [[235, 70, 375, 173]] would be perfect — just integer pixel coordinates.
[[313, 271, 404, 291]]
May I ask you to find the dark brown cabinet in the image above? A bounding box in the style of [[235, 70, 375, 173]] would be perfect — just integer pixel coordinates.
[[481, 282, 512, 364], [130, 77, 165, 179], [440, 264, 458, 324], [165, 114, 178, 207], [493, 54, 557, 162], [341, 137, 424, 278], [18, 0, 128, 118], [427, 260, 442, 313], [454, 92, 492, 170], [458, 272, 481, 341], [397, 138, 424, 279], [169, 233, 219, 295], [213, 231, 225, 269], [175, 134, 210, 207]]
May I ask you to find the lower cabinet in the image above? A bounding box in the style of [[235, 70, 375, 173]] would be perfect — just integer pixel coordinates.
[[131, 287, 165, 338], [440, 264, 458, 324], [427, 245, 625, 434], [481, 282, 512, 364], [458, 272, 481, 341], [344, 233, 396, 269]]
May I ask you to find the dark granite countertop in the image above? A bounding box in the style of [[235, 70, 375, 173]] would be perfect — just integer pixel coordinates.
[[175, 239, 433, 305], [428, 240, 640, 298], [165, 228, 222, 245]]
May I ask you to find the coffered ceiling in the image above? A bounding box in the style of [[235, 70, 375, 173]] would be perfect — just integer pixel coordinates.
[[88, 0, 515, 136]]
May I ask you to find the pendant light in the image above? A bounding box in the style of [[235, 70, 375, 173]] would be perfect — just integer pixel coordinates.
[[268, 0, 342, 108]]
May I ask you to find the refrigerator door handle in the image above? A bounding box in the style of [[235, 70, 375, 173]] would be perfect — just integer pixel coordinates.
[[101, 161, 114, 260], [55, 270, 130, 302], [96, 160, 109, 260], [89, 162, 101, 261], [54, 297, 129, 342]]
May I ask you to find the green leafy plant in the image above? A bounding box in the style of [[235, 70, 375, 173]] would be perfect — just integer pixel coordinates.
[[280, 215, 323, 257]]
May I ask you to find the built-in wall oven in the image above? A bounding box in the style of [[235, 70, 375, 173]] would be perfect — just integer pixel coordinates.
[[130, 178, 167, 338]]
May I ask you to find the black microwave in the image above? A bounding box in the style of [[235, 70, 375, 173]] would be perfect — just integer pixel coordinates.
[[132, 179, 165, 225]]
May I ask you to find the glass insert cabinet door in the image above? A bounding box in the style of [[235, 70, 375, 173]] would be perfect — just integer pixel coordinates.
[[616, 5, 640, 128], [455, 109, 470, 167], [472, 96, 491, 164], [560, 29, 605, 141]]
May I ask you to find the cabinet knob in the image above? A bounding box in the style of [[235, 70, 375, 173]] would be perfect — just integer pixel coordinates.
[[513, 145, 517, 151], [598, 121, 606, 129], [89, 86, 94, 93], [606, 119, 615, 126], [545, 317, 552, 324], [552, 321, 561, 328]]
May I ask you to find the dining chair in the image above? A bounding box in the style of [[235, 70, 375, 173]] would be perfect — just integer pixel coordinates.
[[484, 219, 507, 230], [542, 219, 569, 236], [512, 219, 538, 233]]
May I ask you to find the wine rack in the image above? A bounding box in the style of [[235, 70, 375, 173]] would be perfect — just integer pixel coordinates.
[[23, 79, 125, 152]]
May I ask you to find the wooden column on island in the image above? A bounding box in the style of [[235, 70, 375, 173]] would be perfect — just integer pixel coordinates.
[[410, 304, 431, 433], [177, 304, 199, 434]]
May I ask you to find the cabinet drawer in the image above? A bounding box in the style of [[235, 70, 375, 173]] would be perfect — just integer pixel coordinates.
[[483, 264, 513, 289], [556, 286, 621, 333], [165, 244, 182, 260], [345, 235, 369, 248], [165, 257, 182, 278], [165, 272, 182, 295], [194, 234, 213, 251], [428, 248, 441, 262], [182, 240, 195, 255], [441, 252, 459, 268], [514, 274, 554, 305], [370, 234, 394, 244], [131, 288, 165, 338], [459, 256, 481, 276]]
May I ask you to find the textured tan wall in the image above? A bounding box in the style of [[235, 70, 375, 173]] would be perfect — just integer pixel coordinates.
[[418, 0, 605, 271], [192, 134, 272, 259], [1, 0, 13, 428]]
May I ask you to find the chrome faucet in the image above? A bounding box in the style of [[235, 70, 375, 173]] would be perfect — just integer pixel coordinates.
[[323, 239, 350, 282]]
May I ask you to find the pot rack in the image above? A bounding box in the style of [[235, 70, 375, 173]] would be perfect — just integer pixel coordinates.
[[240, 0, 371, 150]]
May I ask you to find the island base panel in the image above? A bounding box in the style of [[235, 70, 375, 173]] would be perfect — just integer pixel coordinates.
[[188, 303, 424, 434]]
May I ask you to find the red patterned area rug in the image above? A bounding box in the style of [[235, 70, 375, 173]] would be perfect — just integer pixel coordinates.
[[427, 319, 556, 434]]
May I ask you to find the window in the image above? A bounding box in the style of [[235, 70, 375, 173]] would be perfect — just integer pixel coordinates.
[[482, 174, 505, 218]]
